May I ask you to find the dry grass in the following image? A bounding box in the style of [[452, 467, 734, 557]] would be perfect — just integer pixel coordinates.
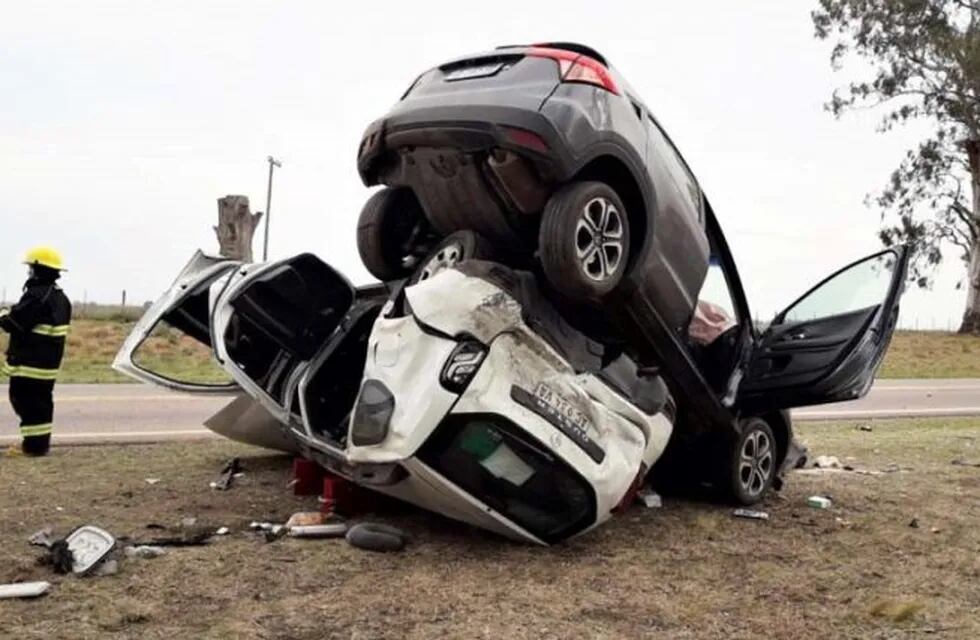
[[880, 330, 980, 378], [1, 417, 978, 639], [3, 320, 979, 383]]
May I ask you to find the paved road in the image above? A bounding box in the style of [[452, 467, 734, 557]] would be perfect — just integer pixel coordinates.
[[0, 379, 978, 445]]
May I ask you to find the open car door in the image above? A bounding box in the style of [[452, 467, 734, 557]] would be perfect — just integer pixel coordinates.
[[736, 245, 910, 412], [211, 254, 359, 425], [113, 251, 240, 393]]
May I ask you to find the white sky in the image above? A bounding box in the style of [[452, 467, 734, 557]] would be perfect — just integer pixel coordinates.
[[0, 0, 967, 329]]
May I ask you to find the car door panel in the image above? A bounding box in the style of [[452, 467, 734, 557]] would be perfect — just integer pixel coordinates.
[[738, 246, 909, 412], [112, 250, 240, 394]]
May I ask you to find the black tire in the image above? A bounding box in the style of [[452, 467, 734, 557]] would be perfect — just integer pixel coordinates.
[[538, 181, 631, 303], [356, 187, 425, 282], [726, 418, 777, 505], [409, 230, 496, 285], [345, 522, 407, 552]]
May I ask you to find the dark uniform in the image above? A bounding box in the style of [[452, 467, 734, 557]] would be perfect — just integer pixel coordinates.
[[1, 271, 71, 455]]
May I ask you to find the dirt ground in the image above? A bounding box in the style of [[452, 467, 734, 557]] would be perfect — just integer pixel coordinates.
[[1, 417, 978, 639]]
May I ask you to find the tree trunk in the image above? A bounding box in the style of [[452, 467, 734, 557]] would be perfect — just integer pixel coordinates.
[[214, 195, 263, 262], [959, 141, 980, 334]]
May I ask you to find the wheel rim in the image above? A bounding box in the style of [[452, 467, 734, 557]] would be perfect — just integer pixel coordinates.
[[574, 197, 625, 282], [738, 429, 773, 498], [419, 242, 463, 281]]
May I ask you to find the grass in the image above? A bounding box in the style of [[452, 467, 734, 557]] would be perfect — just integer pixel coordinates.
[[1, 417, 979, 638], [2, 321, 979, 384], [878, 330, 980, 378]]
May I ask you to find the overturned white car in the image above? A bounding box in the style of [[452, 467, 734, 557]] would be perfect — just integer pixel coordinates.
[[115, 251, 674, 544]]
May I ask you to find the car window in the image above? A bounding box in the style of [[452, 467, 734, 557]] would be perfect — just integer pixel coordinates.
[[780, 250, 897, 324], [698, 261, 737, 320], [645, 115, 702, 220]]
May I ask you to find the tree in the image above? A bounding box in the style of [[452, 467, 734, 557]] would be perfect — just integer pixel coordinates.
[[214, 195, 263, 262], [813, 0, 980, 333]]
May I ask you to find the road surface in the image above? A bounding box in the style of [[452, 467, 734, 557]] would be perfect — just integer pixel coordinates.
[[0, 379, 978, 445]]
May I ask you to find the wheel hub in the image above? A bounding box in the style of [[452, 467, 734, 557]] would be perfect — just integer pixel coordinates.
[[574, 197, 624, 282], [419, 243, 463, 281], [738, 429, 773, 498]]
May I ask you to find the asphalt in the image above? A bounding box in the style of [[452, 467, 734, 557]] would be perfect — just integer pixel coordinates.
[[0, 379, 978, 445]]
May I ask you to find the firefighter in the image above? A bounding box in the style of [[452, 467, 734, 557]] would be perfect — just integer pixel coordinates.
[[1, 247, 71, 456]]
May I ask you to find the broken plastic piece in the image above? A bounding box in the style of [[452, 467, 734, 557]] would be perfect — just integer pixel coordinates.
[[637, 487, 662, 509], [215, 527, 230, 536], [733, 509, 770, 521], [807, 496, 832, 509], [125, 545, 167, 559], [28, 527, 54, 548], [65, 526, 116, 575], [288, 523, 349, 539], [0, 581, 51, 599]]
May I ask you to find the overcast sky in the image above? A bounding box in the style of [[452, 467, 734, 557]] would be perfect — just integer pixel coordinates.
[[0, 0, 966, 329]]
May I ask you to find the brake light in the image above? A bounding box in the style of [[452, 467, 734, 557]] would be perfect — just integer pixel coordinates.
[[528, 47, 619, 95]]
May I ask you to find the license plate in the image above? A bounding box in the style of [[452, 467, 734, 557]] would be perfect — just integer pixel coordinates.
[[444, 63, 504, 82], [511, 384, 605, 463]]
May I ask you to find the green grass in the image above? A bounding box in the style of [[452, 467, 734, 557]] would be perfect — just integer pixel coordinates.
[[1, 320, 978, 384]]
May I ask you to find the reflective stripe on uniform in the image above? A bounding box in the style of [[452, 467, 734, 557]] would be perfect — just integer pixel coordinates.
[[20, 423, 53, 437], [1, 362, 60, 380], [31, 324, 70, 337]]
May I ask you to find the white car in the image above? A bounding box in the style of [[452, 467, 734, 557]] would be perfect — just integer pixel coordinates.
[[115, 251, 673, 544]]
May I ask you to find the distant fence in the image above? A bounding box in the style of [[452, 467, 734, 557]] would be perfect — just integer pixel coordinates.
[[71, 303, 148, 322]]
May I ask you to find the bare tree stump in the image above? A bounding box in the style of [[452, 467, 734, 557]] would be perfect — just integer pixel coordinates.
[[214, 195, 263, 261]]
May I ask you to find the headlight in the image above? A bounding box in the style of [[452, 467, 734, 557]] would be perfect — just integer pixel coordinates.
[[440, 340, 488, 393], [351, 380, 395, 446]]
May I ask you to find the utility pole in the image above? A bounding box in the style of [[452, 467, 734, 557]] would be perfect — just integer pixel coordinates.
[[262, 155, 282, 261]]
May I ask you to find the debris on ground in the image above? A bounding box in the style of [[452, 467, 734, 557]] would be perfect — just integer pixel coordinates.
[[951, 458, 980, 468], [909, 517, 920, 528], [90, 559, 119, 577], [732, 509, 770, 521], [210, 457, 243, 491], [346, 522, 407, 552], [38, 539, 74, 574], [144, 478, 161, 485], [249, 522, 288, 542], [0, 581, 51, 600], [124, 545, 167, 559], [27, 527, 54, 548], [636, 487, 662, 509], [858, 424, 873, 432], [807, 496, 833, 509], [139, 530, 212, 547], [285, 512, 328, 528], [813, 455, 844, 469], [65, 526, 116, 575], [288, 523, 349, 539], [215, 527, 230, 536]]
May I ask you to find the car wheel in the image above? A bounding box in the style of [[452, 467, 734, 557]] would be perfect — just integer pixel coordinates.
[[410, 230, 495, 285], [538, 181, 631, 302], [357, 187, 426, 282], [727, 418, 777, 505]]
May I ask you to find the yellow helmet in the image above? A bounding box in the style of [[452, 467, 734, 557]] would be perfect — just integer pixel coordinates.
[[23, 246, 66, 271]]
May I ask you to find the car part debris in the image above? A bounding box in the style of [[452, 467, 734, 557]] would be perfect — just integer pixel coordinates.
[[288, 523, 349, 539], [38, 539, 74, 574], [28, 527, 54, 548], [909, 517, 920, 529], [813, 455, 844, 469], [140, 531, 212, 547], [637, 487, 662, 509], [90, 559, 119, 577], [858, 424, 873, 432], [145, 478, 161, 485], [215, 527, 230, 536], [807, 496, 832, 509], [346, 523, 407, 552], [285, 512, 329, 528], [951, 458, 980, 468], [211, 457, 243, 491], [733, 509, 770, 521], [125, 545, 167, 559], [0, 581, 51, 600], [64, 526, 116, 575]]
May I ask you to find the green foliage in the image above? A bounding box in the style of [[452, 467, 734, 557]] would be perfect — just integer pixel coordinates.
[[813, 0, 980, 288]]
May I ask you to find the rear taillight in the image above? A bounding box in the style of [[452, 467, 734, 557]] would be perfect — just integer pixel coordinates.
[[528, 47, 619, 95]]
